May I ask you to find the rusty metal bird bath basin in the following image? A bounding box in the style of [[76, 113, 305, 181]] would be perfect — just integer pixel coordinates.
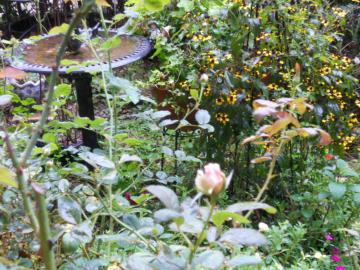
[[10, 31, 152, 149]]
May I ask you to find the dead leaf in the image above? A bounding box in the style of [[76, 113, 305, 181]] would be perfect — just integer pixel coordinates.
[[96, 0, 111, 7]]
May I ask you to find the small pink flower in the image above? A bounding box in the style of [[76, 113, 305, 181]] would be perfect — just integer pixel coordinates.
[[335, 266, 346, 270], [331, 255, 341, 262], [332, 247, 340, 255], [195, 163, 226, 196], [325, 233, 333, 241]]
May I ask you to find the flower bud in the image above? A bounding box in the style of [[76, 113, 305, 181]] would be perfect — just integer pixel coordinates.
[[200, 73, 209, 83], [258, 222, 269, 232], [195, 163, 226, 196]]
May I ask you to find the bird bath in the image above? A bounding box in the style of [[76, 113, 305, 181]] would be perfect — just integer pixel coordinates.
[[10, 30, 151, 148]]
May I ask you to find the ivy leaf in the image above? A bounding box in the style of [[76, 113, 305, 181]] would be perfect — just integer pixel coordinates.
[[0, 166, 18, 188], [146, 185, 179, 210]]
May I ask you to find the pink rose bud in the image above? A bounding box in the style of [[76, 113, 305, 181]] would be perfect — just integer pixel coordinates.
[[335, 266, 346, 270], [331, 255, 341, 262], [325, 233, 333, 241], [195, 163, 226, 196]]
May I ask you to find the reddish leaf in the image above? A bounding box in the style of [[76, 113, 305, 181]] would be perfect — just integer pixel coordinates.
[[0, 67, 26, 80], [317, 129, 332, 146], [297, 128, 318, 137], [241, 135, 259, 145]]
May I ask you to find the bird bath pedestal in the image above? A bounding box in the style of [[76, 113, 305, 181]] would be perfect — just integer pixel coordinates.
[[10, 32, 151, 149]]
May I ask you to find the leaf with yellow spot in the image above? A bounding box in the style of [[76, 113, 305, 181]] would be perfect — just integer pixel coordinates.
[[263, 117, 292, 136], [0, 166, 18, 188]]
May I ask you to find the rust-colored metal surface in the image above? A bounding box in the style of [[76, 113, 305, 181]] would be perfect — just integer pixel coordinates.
[[11, 33, 151, 74], [23, 35, 138, 67]]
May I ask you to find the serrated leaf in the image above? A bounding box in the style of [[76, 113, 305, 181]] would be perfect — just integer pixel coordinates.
[[212, 211, 249, 227], [219, 228, 268, 247], [146, 185, 179, 210], [226, 202, 277, 214], [0, 166, 18, 188]]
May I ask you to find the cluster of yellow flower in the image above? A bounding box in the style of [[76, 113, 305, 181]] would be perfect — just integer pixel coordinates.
[[192, 34, 212, 42], [215, 112, 230, 125], [179, 80, 191, 91], [332, 7, 347, 18], [326, 87, 343, 100]]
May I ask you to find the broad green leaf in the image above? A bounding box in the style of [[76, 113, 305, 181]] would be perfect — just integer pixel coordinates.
[[219, 228, 268, 247], [190, 89, 199, 99], [107, 74, 140, 104], [146, 185, 179, 210], [0, 166, 18, 188], [329, 182, 346, 199], [58, 196, 82, 224], [49, 23, 69, 35], [127, 252, 154, 270], [143, 0, 171, 11], [62, 232, 81, 253], [226, 202, 277, 214], [228, 255, 262, 267], [212, 211, 249, 227], [192, 250, 224, 270], [54, 83, 71, 98]]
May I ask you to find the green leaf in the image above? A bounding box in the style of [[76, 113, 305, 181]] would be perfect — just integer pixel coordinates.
[[336, 159, 359, 177], [228, 255, 262, 267], [219, 228, 268, 247], [212, 211, 249, 227], [58, 196, 82, 224], [226, 202, 277, 214], [62, 232, 81, 254], [354, 193, 360, 205], [190, 89, 199, 99], [143, 0, 171, 11], [54, 83, 72, 98], [42, 133, 57, 143], [146, 185, 179, 210], [101, 36, 121, 51], [107, 74, 140, 104], [192, 250, 224, 270], [351, 184, 360, 193], [127, 252, 154, 270], [49, 23, 69, 35], [0, 166, 18, 188], [329, 182, 346, 200], [154, 209, 181, 223]]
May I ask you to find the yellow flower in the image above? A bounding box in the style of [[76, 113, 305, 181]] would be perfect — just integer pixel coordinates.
[[216, 97, 225, 105], [215, 112, 230, 124], [227, 93, 237, 105]]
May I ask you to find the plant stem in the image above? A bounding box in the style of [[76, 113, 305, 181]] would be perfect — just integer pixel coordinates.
[[35, 191, 56, 270], [188, 197, 216, 265], [245, 139, 285, 219], [1, 127, 39, 233]]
